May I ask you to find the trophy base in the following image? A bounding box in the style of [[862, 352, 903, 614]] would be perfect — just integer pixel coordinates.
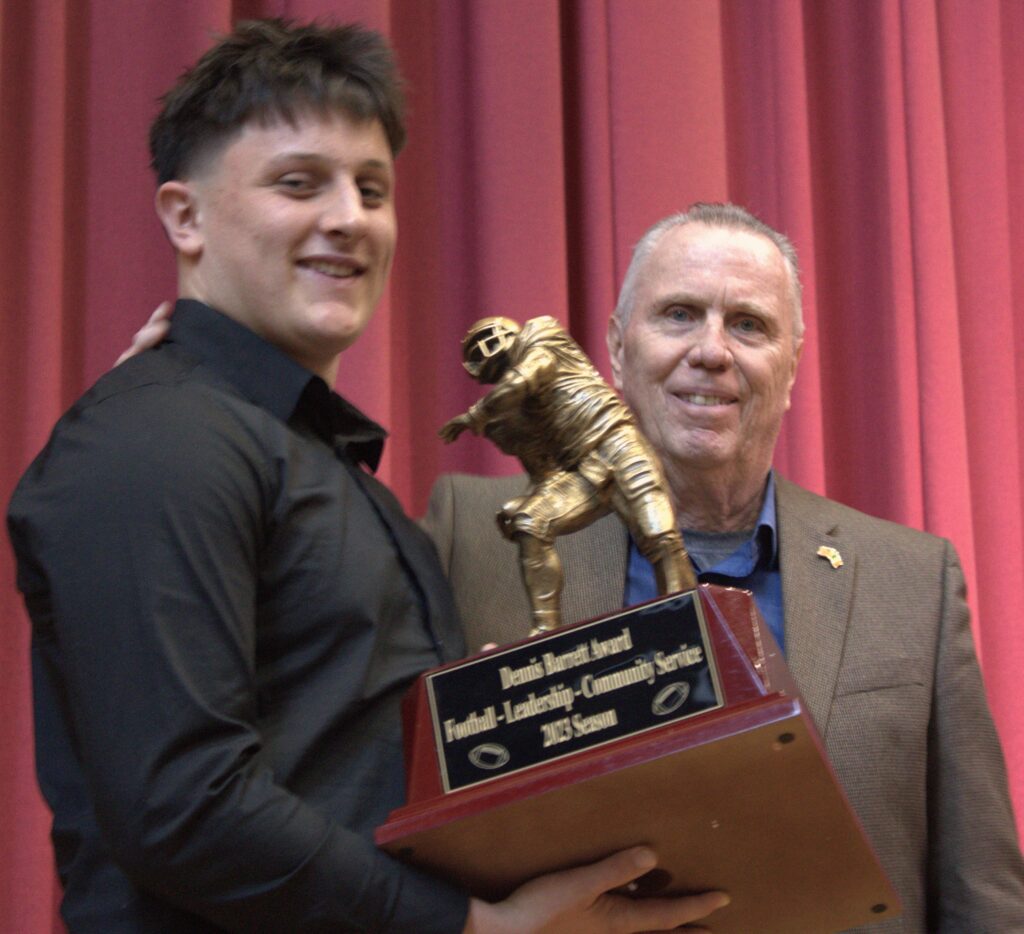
[[376, 586, 900, 933]]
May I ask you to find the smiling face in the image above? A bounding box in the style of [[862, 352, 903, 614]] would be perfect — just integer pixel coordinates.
[[163, 110, 396, 381], [608, 222, 802, 489]]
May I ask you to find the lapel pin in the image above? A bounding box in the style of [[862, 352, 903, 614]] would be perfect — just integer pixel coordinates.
[[816, 545, 843, 569]]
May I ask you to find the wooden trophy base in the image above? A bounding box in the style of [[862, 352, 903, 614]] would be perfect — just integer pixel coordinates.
[[376, 585, 900, 933]]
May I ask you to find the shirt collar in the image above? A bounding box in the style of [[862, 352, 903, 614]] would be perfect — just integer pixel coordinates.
[[759, 470, 779, 568], [167, 300, 386, 471], [685, 471, 778, 577]]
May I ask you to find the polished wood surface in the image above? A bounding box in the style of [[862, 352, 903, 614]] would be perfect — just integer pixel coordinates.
[[377, 585, 900, 933]]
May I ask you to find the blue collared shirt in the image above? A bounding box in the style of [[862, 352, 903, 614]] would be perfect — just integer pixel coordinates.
[[624, 472, 785, 653]]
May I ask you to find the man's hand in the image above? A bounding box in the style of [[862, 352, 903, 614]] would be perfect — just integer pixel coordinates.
[[115, 302, 173, 365], [463, 846, 729, 934], [439, 412, 475, 444]]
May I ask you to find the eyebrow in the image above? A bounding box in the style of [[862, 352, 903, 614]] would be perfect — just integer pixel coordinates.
[[654, 292, 704, 308], [270, 152, 393, 171], [730, 300, 770, 316], [654, 293, 772, 318]]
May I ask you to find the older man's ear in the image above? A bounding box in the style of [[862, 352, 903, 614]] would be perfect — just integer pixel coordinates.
[[115, 302, 173, 365]]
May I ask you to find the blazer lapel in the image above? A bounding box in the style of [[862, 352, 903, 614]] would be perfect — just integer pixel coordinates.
[[776, 477, 855, 736]]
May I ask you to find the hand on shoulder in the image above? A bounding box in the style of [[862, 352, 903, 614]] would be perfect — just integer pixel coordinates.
[[115, 301, 173, 365]]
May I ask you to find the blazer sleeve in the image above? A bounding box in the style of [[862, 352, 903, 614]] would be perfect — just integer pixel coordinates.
[[423, 473, 457, 575], [927, 542, 1024, 930], [423, 474, 536, 648]]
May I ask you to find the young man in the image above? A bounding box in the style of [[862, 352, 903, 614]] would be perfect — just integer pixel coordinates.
[[7, 21, 727, 933]]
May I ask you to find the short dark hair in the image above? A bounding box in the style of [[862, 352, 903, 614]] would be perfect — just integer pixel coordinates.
[[149, 19, 406, 184]]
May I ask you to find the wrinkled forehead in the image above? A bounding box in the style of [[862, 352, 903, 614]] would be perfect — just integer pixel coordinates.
[[653, 223, 786, 278], [641, 223, 793, 312]]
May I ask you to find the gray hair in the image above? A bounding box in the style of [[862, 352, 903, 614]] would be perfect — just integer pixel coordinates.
[[613, 202, 804, 343]]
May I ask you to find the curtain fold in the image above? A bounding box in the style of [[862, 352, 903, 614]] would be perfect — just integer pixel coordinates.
[[3, 1, 1022, 929]]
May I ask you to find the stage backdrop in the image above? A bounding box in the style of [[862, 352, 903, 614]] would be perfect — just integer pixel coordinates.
[[2, 0, 1023, 929]]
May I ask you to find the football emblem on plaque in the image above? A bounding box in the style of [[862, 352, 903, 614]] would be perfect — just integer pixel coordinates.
[[376, 318, 900, 933]]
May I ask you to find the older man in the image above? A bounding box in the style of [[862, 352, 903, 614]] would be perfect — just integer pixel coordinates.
[[426, 203, 1024, 931]]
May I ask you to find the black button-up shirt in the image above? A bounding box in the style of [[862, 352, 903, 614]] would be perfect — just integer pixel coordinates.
[[8, 300, 468, 932]]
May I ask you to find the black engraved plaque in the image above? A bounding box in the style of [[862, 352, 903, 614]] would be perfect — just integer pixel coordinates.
[[426, 591, 721, 792]]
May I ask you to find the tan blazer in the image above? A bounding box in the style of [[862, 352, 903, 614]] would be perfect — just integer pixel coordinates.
[[425, 472, 1024, 933]]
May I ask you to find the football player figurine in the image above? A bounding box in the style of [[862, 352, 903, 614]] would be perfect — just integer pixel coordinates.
[[441, 316, 696, 634]]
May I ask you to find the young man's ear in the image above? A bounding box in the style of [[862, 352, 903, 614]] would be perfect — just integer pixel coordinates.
[[154, 181, 203, 257]]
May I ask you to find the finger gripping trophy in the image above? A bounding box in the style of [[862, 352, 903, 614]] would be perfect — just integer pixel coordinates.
[[440, 315, 697, 635]]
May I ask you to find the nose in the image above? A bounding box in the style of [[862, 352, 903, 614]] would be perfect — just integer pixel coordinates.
[[320, 179, 367, 240], [686, 318, 733, 370]]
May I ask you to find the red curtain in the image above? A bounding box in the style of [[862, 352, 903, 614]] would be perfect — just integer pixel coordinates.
[[3, 1, 1022, 929]]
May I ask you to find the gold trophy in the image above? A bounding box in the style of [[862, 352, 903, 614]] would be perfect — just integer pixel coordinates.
[[377, 317, 900, 933], [439, 316, 695, 634]]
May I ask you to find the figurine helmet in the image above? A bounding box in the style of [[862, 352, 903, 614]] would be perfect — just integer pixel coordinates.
[[461, 317, 522, 382]]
